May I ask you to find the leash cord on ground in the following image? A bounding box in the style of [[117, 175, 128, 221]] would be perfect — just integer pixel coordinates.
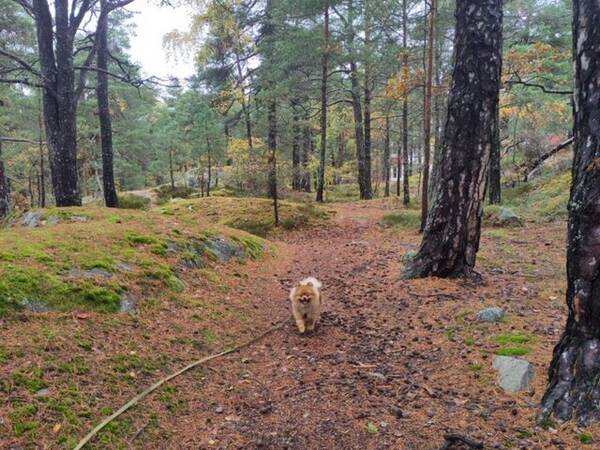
[[74, 318, 289, 450]]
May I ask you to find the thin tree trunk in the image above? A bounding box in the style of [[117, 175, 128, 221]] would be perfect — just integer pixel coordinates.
[[0, 139, 9, 218], [384, 110, 391, 197], [420, 0, 436, 231], [169, 148, 175, 188], [206, 135, 212, 197], [96, 1, 119, 208], [291, 104, 301, 190], [317, 5, 329, 203], [540, 0, 600, 424], [401, 0, 410, 205], [488, 93, 502, 204], [267, 101, 279, 225], [301, 122, 312, 192], [403, 0, 503, 279]]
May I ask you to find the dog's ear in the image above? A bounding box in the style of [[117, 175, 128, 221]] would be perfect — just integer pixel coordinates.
[[289, 286, 297, 300]]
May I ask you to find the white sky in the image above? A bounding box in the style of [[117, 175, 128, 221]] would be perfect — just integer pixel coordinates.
[[128, 1, 196, 81]]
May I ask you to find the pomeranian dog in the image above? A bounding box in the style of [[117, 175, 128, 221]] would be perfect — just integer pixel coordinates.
[[289, 277, 323, 334]]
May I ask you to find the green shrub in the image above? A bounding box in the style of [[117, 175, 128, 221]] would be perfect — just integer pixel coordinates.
[[155, 185, 195, 204], [117, 194, 150, 210]]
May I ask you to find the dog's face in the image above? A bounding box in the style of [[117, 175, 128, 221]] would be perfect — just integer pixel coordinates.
[[292, 285, 317, 306]]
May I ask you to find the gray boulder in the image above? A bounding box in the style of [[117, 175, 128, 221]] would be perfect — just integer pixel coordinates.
[[476, 307, 505, 322], [497, 208, 523, 227], [45, 215, 60, 226], [119, 293, 136, 313], [66, 268, 112, 279], [21, 211, 42, 228], [492, 356, 534, 393]]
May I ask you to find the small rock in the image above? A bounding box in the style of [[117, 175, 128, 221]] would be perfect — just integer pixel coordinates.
[[390, 405, 404, 418], [70, 215, 88, 222], [166, 242, 178, 253], [214, 405, 224, 414], [497, 208, 523, 227], [116, 262, 134, 272], [66, 268, 112, 279], [21, 299, 51, 312], [35, 388, 50, 397], [21, 211, 42, 228], [492, 356, 534, 393], [476, 307, 505, 323], [119, 294, 136, 313], [46, 215, 60, 226]]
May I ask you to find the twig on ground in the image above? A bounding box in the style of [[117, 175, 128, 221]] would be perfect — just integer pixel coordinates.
[[74, 318, 289, 450]]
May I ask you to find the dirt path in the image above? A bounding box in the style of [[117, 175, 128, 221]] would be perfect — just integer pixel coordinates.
[[130, 201, 584, 449]]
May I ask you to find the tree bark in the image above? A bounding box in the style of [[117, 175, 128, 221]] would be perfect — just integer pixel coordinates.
[[403, 0, 503, 279], [488, 90, 502, 204], [169, 148, 175, 188], [0, 139, 9, 218], [267, 101, 279, 225], [420, 0, 436, 231], [540, 0, 600, 425], [384, 110, 391, 197], [301, 122, 312, 192], [206, 134, 212, 197], [33, 0, 81, 207], [96, 1, 119, 208], [316, 5, 329, 203], [401, 0, 410, 205], [291, 104, 301, 190]]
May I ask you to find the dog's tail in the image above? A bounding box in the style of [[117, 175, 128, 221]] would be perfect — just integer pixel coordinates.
[[300, 276, 322, 290]]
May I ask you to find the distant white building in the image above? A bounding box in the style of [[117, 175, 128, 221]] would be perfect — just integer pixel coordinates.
[[389, 154, 402, 182], [388, 153, 421, 182]]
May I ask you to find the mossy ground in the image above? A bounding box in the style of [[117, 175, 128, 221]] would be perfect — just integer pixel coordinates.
[[0, 196, 326, 448]]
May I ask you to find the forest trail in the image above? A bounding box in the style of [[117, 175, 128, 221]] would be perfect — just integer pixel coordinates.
[[127, 200, 579, 450]]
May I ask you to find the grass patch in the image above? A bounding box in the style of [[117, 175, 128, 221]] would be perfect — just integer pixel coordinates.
[[496, 347, 530, 357], [381, 209, 421, 229], [494, 333, 533, 345], [117, 193, 151, 210]]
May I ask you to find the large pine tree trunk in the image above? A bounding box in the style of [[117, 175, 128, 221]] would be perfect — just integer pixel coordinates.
[[34, 0, 81, 207], [540, 0, 600, 424], [316, 6, 329, 203], [96, 2, 119, 208], [403, 0, 502, 279]]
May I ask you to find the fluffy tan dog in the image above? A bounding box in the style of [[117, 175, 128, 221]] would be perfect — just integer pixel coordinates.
[[289, 277, 323, 334]]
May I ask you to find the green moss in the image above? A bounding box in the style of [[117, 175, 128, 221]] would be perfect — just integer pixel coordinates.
[[125, 232, 159, 245], [225, 217, 271, 237], [12, 367, 46, 393], [110, 353, 143, 373], [0, 266, 121, 314], [495, 347, 530, 357], [57, 357, 90, 375], [579, 433, 593, 444], [81, 257, 115, 272], [150, 243, 168, 256], [230, 235, 264, 259]]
